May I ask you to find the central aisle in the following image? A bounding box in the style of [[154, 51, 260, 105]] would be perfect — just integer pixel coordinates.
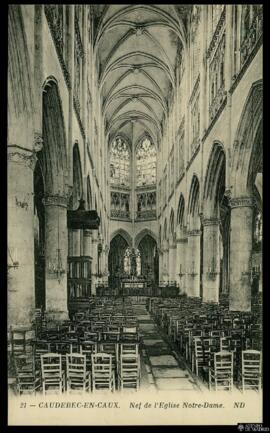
[[132, 300, 200, 392]]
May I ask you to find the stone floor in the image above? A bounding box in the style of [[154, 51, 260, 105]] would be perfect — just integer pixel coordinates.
[[133, 302, 200, 392]]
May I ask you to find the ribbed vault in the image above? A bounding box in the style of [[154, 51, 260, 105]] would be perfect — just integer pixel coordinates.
[[93, 4, 191, 148]]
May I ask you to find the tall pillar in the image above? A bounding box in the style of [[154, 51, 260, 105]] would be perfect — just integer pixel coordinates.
[[159, 249, 164, 284], [176, 233, 188, 294], [91, 233, 98, 295], [163, 248, 169, 282], [71, 229, 80, 257], [169, 243, 176, 281], [44, 194, 69, 320], [202, 218, 220, 303], [83, 229, 91, 256], [186, 230, 201, 297], [229, 197, 254, 311], [8, 146, 37, 327]]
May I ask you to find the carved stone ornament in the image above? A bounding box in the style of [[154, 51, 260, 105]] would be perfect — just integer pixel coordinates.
[[202, 218, 220, 227], [176, 237, 188, 244], [187, 229, 201, 236], [34, 132, 43, 152], [229, 197, 255, 209], [8, 145, 37, 171], [43, 194, 69, 208]]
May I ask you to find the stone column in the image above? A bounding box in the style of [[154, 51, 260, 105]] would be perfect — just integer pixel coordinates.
[[186, 229, 201, 297], [83, 229, 92, 256], [44, 194, 69, 320], [91, 233, 98, 295], [169, 243, 176, 282], [159, 249, 163, 285], [202, 218, 220, 303], [8, 146, 37, 327], [163, 248, 169, 282], [176, 234, 188, 294], [229, 197, 254, 311], [71, 229, 81, 257]]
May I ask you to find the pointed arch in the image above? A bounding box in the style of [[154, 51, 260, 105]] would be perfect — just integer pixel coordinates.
[[177, 194, 185, 228], [86, 175, 93, 210], [110, 228, 132, 247], [203, 142, 226, 218], [231, 80, 263, 197], [41, 78, 67, 196], [188, 175, 200, 229], [71, 142, 83, 209], [135, 229, 157, 249], [169, 208, 175, 240]]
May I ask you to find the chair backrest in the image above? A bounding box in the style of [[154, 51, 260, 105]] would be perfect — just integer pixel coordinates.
[[122, 325, 137, 334], [120, 343, 139, 356], [66, 354, 86, 377], [80, 341, 97, 355], [91, 353, 112, 375], [119, 354, 139, 375], [242, 350, 261, 374], [41, 353, 62, 378], [214, 351, 233, 373], [220, 337, 231, 352]]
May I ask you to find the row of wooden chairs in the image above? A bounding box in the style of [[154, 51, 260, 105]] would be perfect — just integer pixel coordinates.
[[208, 350, 262, 391], [15, 351, 141, 395], [149, 296, 262, 391]]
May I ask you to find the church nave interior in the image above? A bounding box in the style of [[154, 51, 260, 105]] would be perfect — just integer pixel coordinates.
[[8, 4, 263, 398]]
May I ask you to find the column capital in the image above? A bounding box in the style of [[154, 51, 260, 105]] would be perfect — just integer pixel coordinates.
[[202, 217, 220, 227], [8, 145, 37, 171], [187, 229, 201, 236], [176, 237, 188, 244], [43, 194, 69, 208], [229, 196, 255, 209], [33, 132, 43, 152]]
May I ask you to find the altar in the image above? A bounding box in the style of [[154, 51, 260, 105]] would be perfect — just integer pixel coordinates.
[[121, 278, 147, 295]]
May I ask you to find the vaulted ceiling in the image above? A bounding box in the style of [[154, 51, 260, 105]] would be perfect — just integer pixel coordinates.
[[93, 4, 191, 148]]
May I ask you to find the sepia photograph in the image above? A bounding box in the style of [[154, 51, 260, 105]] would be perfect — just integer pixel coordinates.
[[7, 3, 264, 427]]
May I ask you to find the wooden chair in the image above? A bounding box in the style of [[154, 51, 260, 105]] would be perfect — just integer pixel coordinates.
[[209, 351, 233, 391], [80, 341, 97, 370], [98, 342, 118, 374], [119, 343, 139, 357], [34, 340, 51, 369], [10, 330, 27, 355], [118, 354, 140, 391], [66, 354, 91, 393], [14, 355, 40, 395], [240, 350, 262, 391], [91, 353, 115, 391], [192, 338, 204, 377], [41, 353, 65, 395]]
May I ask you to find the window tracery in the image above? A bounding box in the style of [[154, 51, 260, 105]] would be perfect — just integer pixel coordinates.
[[136, 138, 156, 187], [240, 5, 262, 66], [110, 137, 131, 187]]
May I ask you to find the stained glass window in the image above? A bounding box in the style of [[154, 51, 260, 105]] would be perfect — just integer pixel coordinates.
[[136, 138, 156, 186], [110, 137, 130, 187]]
